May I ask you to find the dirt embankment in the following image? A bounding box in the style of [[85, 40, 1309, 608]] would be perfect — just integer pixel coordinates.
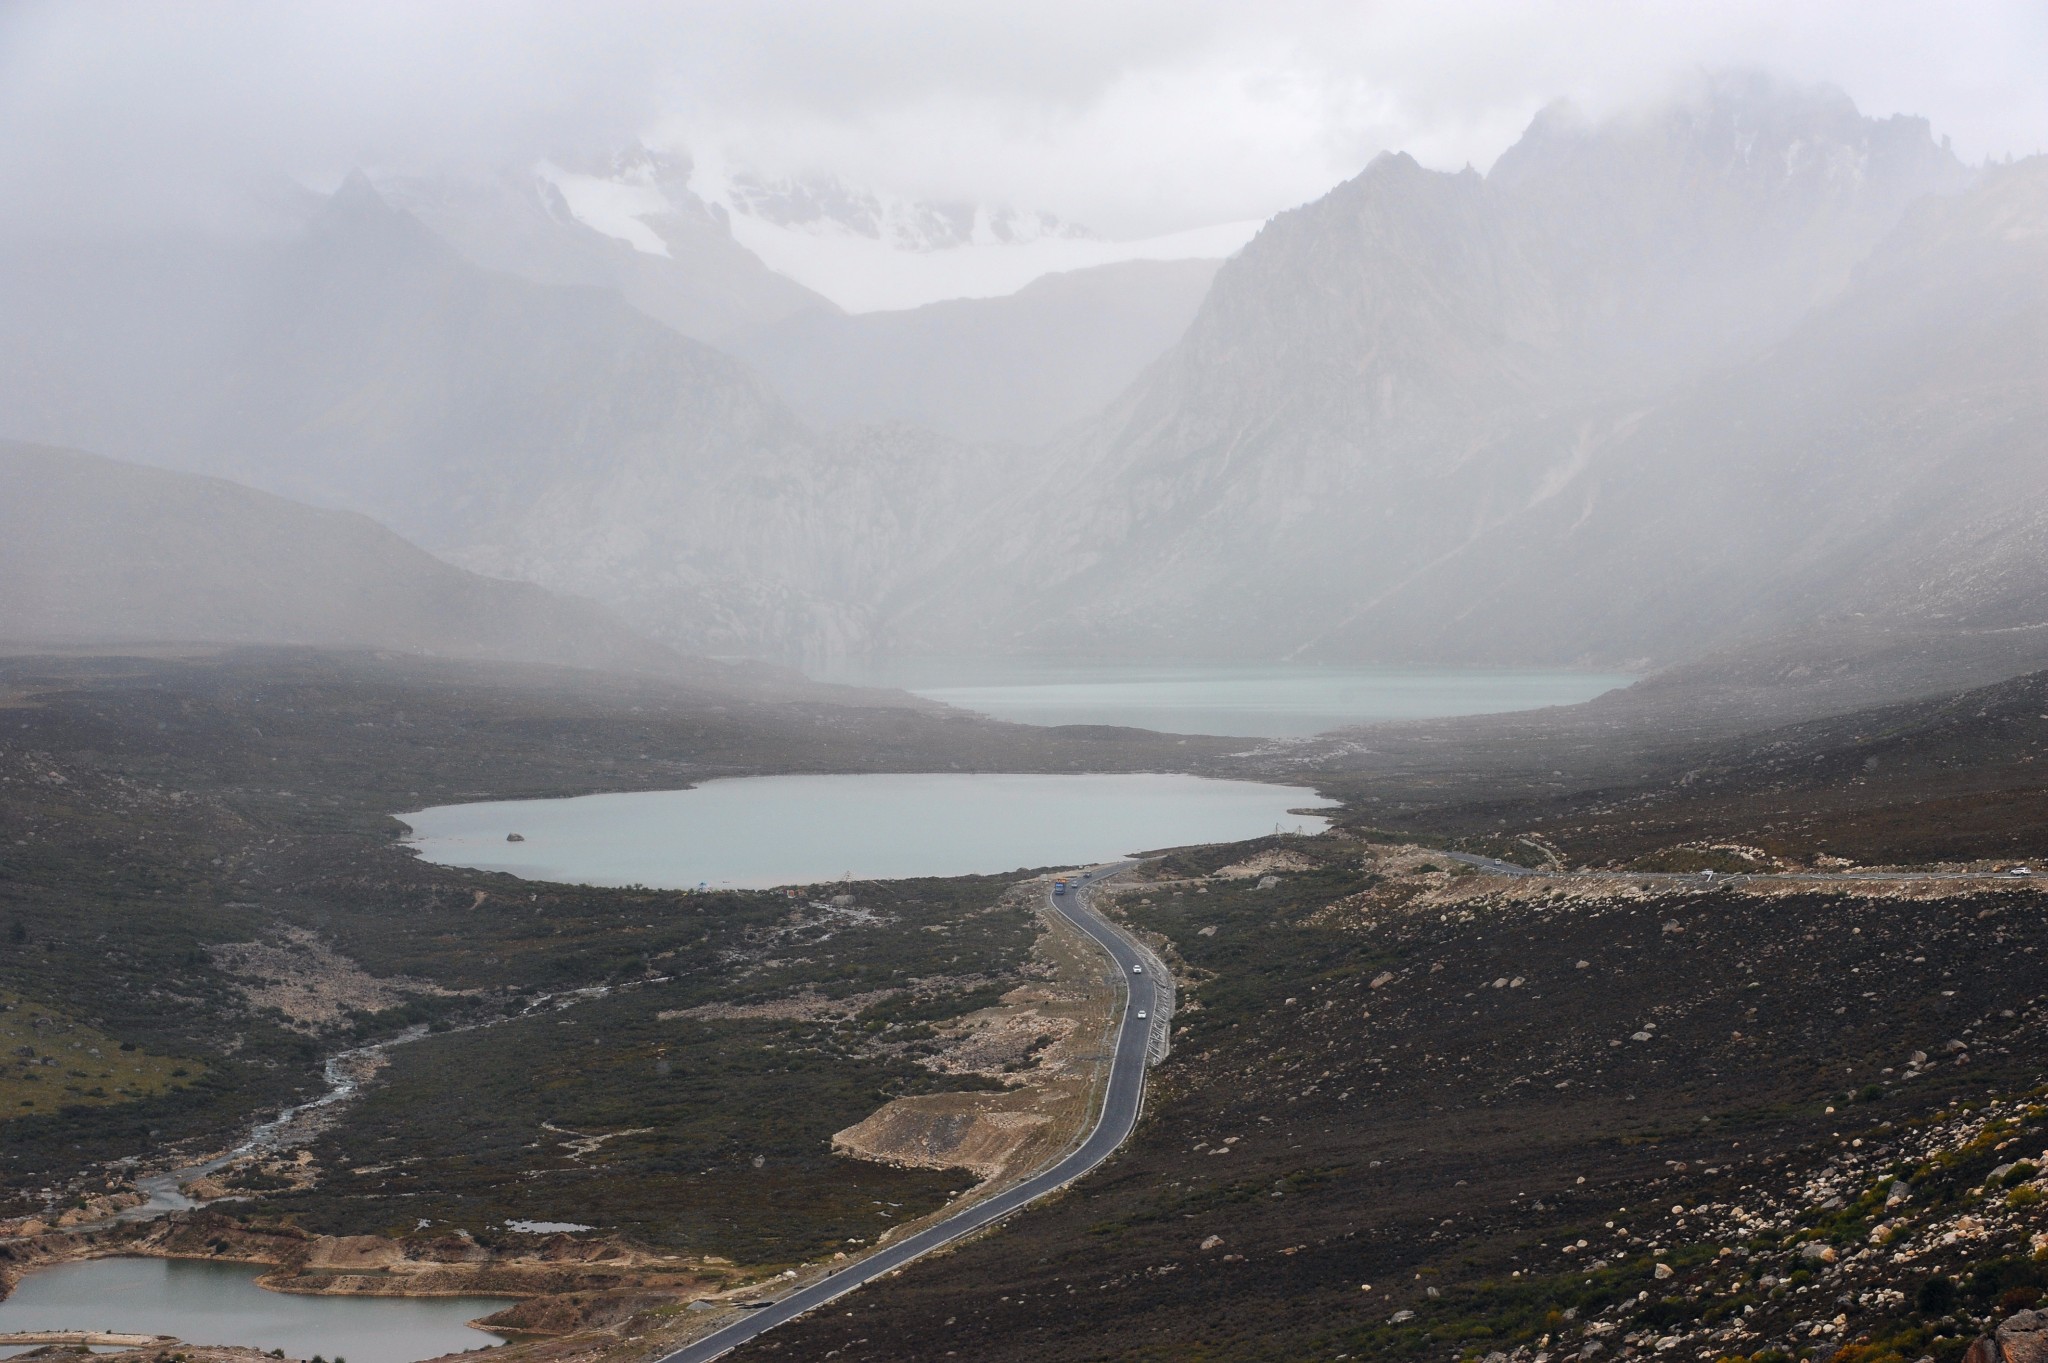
[[1, 1345, 294, 1363], [0, 1211, 733, 1340], [833, 1102, 1055, 1182]]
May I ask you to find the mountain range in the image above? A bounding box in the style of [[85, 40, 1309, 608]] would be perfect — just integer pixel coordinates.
[[892, 74, 1993, 665], [3, 72, 2045, 709]]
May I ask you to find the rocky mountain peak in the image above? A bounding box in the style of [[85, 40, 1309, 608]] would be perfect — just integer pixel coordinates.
[[309, 167, 452, 266]]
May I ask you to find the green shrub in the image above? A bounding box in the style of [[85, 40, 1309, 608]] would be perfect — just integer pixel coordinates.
[[1916, 1275, 1959, 1315]]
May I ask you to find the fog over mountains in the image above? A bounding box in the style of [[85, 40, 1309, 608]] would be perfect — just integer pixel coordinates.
[[4, 72, 2044, 695], [723, 258, 1220, 446], [898, 75, 1986, 663], [378, 146, 830, 344], [0, 440, 682, 675]]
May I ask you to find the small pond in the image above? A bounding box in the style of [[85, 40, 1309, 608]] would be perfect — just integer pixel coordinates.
[[402, 772, 1335, 889], [0, 1257, 509, 1362]]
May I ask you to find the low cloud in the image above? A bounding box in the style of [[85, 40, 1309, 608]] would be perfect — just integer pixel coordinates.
[[3, 0, 2044, 240]]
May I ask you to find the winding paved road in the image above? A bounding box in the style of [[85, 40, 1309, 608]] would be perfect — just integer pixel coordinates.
[[656, 865, 1157, 1363]]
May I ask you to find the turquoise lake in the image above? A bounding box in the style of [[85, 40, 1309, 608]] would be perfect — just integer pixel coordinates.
[[814, 659, 1634, 737], [402, 772, 1336, 889]]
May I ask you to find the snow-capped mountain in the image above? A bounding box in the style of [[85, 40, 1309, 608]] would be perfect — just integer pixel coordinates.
[[537, 144, 1258, 312], [379, 146, 827, 343], [719, 168, 1090, 253]]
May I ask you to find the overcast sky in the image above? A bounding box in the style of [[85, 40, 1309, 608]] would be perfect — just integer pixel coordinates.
[[4, 0, 2045, 239]]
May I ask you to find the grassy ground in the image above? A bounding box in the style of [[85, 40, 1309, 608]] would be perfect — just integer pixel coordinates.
[[0, 990, 202, 1119]]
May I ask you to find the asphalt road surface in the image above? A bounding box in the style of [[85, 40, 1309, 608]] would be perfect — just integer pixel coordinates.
[[656, 865, 1157, 1363]]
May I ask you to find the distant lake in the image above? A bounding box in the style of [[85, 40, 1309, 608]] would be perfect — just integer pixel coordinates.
[[403, 773, 1335, 889], [815, 659, 1634, 737], [0, 1257, 508, 1363]]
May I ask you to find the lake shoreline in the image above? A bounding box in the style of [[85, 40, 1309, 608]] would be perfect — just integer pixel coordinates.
[[0, 1213, 723, 1332], [402, 771, 1336, 890]]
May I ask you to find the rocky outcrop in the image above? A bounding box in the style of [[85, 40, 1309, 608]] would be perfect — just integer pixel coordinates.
[[1968, 1310, 2048, 1363]]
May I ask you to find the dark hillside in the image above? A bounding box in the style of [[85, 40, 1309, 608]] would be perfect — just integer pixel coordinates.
[[1343, 668, 2048, 870], [741, 838, 2048, 1363], [0, 441, 681, 675]]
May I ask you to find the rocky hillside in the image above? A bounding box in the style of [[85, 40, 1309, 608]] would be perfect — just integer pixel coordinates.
[[743, 832, 2048, 1363], [889, 75, 1992, 669], [1322, 157, 2048, 667]]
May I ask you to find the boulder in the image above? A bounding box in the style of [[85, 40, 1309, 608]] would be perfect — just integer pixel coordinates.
[[1993, 1310, 2048, 1363]]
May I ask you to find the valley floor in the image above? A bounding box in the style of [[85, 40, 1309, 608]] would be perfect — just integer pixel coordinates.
[[3, 648, 2046, 1363]]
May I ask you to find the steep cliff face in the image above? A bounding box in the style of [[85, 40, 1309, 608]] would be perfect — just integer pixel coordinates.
[[1312, 156, 2048, 666], [888, 76, 1984, 665]]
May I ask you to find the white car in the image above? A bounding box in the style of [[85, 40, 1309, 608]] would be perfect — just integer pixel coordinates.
[[1136, 1010, 1148, 1019], [1132, 964, 1144, 974], [2012, 866, 2033, 876]]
